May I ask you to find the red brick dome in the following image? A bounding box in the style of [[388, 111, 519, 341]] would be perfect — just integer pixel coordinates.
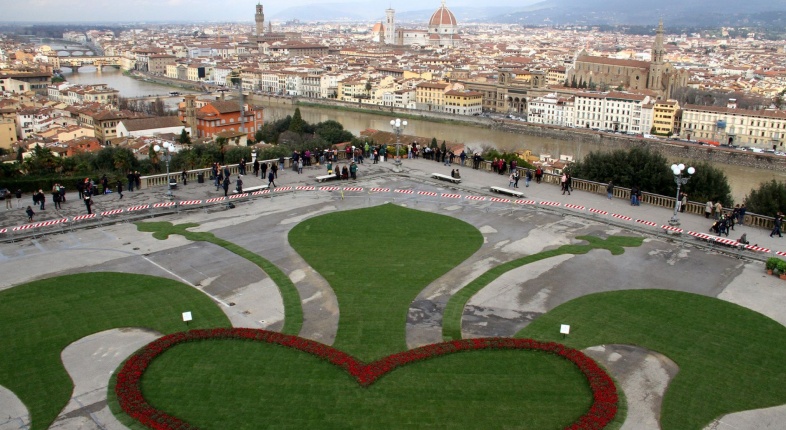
[[429, 3, 457, 27]]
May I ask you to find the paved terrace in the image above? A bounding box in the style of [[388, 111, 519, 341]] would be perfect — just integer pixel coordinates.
[[0, 156, 781, 259]]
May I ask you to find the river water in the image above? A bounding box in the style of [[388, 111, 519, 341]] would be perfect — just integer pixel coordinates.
[[47, 65, 785, 203]]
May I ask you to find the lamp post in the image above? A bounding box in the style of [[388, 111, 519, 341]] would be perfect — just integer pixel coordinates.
[[154, 142, 174, 198], [389, 118, 407, 172], [669, 163, 695, 225]]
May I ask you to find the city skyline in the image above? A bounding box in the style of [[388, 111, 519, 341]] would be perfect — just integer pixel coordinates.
[[3, 0, 529, 23]]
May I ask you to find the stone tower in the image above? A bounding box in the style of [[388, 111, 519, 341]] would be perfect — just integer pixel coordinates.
[[648, 20, 666, 92], [184, 94, 197, 137], [255, 3, 265, 37], [384, 8, 395, 45]]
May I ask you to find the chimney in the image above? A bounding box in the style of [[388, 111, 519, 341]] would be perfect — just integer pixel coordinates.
[[727, 98, 737, 109]]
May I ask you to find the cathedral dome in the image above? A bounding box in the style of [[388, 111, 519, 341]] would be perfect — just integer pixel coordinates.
[[372, 22, 384, 32], [429, 2, 457, 27]]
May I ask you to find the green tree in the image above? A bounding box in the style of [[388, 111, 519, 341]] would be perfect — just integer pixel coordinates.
[[215, 137, 228, 164], [571, 148, 733, 206], [315, 120, 353, 145], [430, 137, 438, 149], [441, 141, 447, 153], [744, 180, 786, 216], [289, 108, 305, 134], [179, 129, 191, 145]]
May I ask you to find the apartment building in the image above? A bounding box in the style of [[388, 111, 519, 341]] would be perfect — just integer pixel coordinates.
[[681, 101, 786, 149], [415, 82, 450, 112], [192, 101, 263, 139], [0, 117, 17, 149], [443, 90, 483, 116], [528, 93, 575, 127], [573, 91, 649, 133], [652, 99, 680, 135]]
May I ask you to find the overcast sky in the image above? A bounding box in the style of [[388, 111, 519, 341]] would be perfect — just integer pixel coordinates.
[[2, 0, 521, 23]]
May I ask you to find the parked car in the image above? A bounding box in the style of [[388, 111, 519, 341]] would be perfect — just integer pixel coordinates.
[[0, 188, 9, 200]]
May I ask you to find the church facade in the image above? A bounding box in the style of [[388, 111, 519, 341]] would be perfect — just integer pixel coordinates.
[[375, 1, 460, 48], [568, 21, 688, 99]]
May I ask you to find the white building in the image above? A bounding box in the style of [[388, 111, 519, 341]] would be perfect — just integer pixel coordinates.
[[528, 93, 575, 127], [573, 91, 650, 133]]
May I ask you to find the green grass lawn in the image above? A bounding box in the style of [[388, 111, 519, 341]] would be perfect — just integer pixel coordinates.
[[138, 339, 594, 429], [517, 289, 786, 430], [288, 203, 484, 361], [0, 272, 231, 430]]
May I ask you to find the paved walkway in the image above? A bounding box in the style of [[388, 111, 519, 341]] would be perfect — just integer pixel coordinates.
[[0, 156, 784, 430], [1, 158, 781, 256]]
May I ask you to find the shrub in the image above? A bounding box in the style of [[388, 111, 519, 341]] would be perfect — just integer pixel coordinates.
[[766, 257, 781, 271]]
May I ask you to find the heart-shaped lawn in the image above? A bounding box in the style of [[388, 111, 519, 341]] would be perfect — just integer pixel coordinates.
[[118, 329, 617, 429]]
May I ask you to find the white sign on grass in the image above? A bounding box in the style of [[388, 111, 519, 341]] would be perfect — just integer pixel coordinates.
[[560, 324, 570, 335], [182, 311, 193, 322]]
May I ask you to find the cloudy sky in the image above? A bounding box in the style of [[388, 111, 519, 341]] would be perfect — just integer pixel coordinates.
[[2, 0, 522, 22]]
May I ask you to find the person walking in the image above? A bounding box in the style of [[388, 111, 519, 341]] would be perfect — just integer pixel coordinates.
[[267, 170, 276, 188], [5, 191, 12, 210], [15, 189, 22, 208], [680, 192, 688, 213], [738, 204, 747, 225], [253, 159, 260, 177], [181, 169, 188, 186], [560, 173, 567, 194], [525, 169, 532, 187], [714, 201, 723, 220], [770, 212, 783, 238], [101, 175, 109, 195], [631, 186, 640, 206], [606, 180, 614, 200], [37, 190, 45, 210], [297, 158, 303, 174], [272, 161, 279, 178], [513, 170, 520, 188], [117, 180, 124, 199], [235, 175, 244, 194], [350, 161, 358, 180], [509, 172, 516, 188], [26, 205, 35, 222], [705, 200, 713, 219]]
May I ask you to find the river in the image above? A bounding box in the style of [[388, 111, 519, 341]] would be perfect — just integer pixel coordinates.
[[46, 64, 785, 203]]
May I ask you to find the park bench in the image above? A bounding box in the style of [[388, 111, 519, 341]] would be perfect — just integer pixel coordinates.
[[432, 173, 461, 184], [490, 186, 525, 198], [315, 174, 338, 183], [242, 185, 270, 193]]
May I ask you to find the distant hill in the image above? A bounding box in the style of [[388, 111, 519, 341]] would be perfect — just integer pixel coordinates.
[[483, 0, 786, 26], [270, 0, 786, 27]]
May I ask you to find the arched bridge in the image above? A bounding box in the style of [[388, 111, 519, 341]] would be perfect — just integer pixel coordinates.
[[55, 56, 122, 72]]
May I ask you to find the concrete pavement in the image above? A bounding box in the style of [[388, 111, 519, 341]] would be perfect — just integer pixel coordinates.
[[1, 157, 781, 257]]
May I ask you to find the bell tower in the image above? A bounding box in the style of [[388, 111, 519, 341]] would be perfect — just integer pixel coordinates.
[[255, 3, 265, 37], [648, 20, 666, 93]]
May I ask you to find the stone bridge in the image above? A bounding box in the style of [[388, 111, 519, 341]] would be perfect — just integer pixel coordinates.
[[54, 56, 122, 72]]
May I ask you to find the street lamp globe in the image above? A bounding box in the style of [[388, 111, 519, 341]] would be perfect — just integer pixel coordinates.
[[389, 118, 408, 172]]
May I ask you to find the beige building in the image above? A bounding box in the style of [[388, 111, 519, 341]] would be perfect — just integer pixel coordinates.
[[443, 90, 483, 116], [147, 54, 176, 75], [0, 117, 17, 149], [652, 100, 680, 135], [680, 102, 786, 149], [568, 21, 689, 99], [415, 82, 450, 111]]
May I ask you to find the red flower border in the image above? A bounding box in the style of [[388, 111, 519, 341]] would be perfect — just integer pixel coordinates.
[[115, 329, 618, 430]]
